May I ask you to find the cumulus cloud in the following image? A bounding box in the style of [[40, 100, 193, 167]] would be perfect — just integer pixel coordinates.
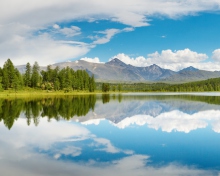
[[53, 24, 60, 29], [148, 48, 208, 63], [80, 57, 102, 64], [212, 49, 220, 62], [111, 53, 148, 67], [111, 49, 220, 71]]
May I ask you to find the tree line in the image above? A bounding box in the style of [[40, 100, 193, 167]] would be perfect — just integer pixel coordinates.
[[0, 59, 96, 92], [100, 77, 220, 92], [96, 82, 122, 92]]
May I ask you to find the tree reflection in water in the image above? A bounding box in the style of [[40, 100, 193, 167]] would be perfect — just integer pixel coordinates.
[[1, 94, 220, 130], [0, 95, 96, 129]]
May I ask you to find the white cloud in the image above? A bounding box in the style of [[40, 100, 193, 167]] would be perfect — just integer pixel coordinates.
[[91, 27, 134, 45], [80, 57, 102, 63], [93, 29, 120, 45], [148, 49, 208, 63], [111, 53, 148, 67], [212, 49, 220, 62], [0, 23, 90, 66], [53, 24, 60, 29], [0, 1, 220, 65], [111, 49, 220, 71], [0, 24, 131, 66], [1, 0, 219, 27], [59, 26, 81, 37], [122, 27, 135, 32]]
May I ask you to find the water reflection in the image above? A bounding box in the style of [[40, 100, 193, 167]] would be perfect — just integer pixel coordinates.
[[0, 117, 218, 176], [1, 94, 220, 133], [1, 93, 220, 175], [0, 95, 96, 129]]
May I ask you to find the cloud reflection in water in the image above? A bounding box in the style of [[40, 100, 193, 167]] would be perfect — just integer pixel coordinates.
[[0, 117, 218, 176], [109, 110, 220, 133]]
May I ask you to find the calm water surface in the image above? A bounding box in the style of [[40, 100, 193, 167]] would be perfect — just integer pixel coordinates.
[[1, 93, 220, 176]]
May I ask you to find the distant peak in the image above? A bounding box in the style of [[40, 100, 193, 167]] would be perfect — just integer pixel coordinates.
[[149, 64, 161, 69], [106, 58, 127, 67], [109, 58, 122, 63], [180, 66, 199, 72], [152, 64, 159, 67]]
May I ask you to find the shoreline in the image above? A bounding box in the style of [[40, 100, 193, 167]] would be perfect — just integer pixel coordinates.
[[0, 90, 123, 98], [1, 90, 220, 99]]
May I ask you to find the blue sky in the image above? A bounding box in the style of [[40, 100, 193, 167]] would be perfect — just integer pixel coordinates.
[[0, 1, 220, 71]]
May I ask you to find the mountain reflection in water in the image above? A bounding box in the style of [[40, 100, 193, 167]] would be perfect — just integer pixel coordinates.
[[1, 94, 220, 131], [0, 93, 220, 176]]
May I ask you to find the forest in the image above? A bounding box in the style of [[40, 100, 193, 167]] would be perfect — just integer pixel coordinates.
[[97, 77, 220, 92], [0, 59, 96, 92]]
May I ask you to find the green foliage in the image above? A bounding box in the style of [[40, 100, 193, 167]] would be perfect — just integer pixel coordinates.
[[102, 83, 110, 92], [97, 77, 220, 92], [24, 62, 32, 87], [3, 59, 15, 89], [112, 85, 116, 92], [0, 77, 3, 91], [0, 59, 96, 92], [118, 84, 122, 92], [31, 62, 40, 88], [89, 75, 96, 92]]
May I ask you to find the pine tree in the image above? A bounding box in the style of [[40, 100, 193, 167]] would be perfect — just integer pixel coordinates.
[[118, 84, 122, 92], [31, 62, 40, 88], [89, 75, 95, 92], [13, 69, 23, 91], [2, 59, 16, 89], [24, 62, 32, 87]]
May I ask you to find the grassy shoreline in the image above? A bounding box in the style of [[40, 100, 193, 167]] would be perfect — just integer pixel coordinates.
[[1, 89, 220, 99], [0, 89, 124, 98]]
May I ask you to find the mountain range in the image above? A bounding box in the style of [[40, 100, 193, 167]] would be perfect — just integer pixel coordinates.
[[16, 58, 220, 82]]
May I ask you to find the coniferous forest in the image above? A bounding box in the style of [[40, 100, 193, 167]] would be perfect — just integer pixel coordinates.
[[0, 59, 96, 92], [97, 78, 220, 92]]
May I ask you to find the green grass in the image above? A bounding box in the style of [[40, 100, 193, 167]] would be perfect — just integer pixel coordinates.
[[0, 89, 124, 99]]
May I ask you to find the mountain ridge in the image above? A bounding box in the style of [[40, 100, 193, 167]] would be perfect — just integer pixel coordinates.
[[16, 58, 220, 83]]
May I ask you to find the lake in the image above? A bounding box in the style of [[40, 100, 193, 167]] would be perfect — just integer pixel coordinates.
[[1, 93, 220, 176]]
